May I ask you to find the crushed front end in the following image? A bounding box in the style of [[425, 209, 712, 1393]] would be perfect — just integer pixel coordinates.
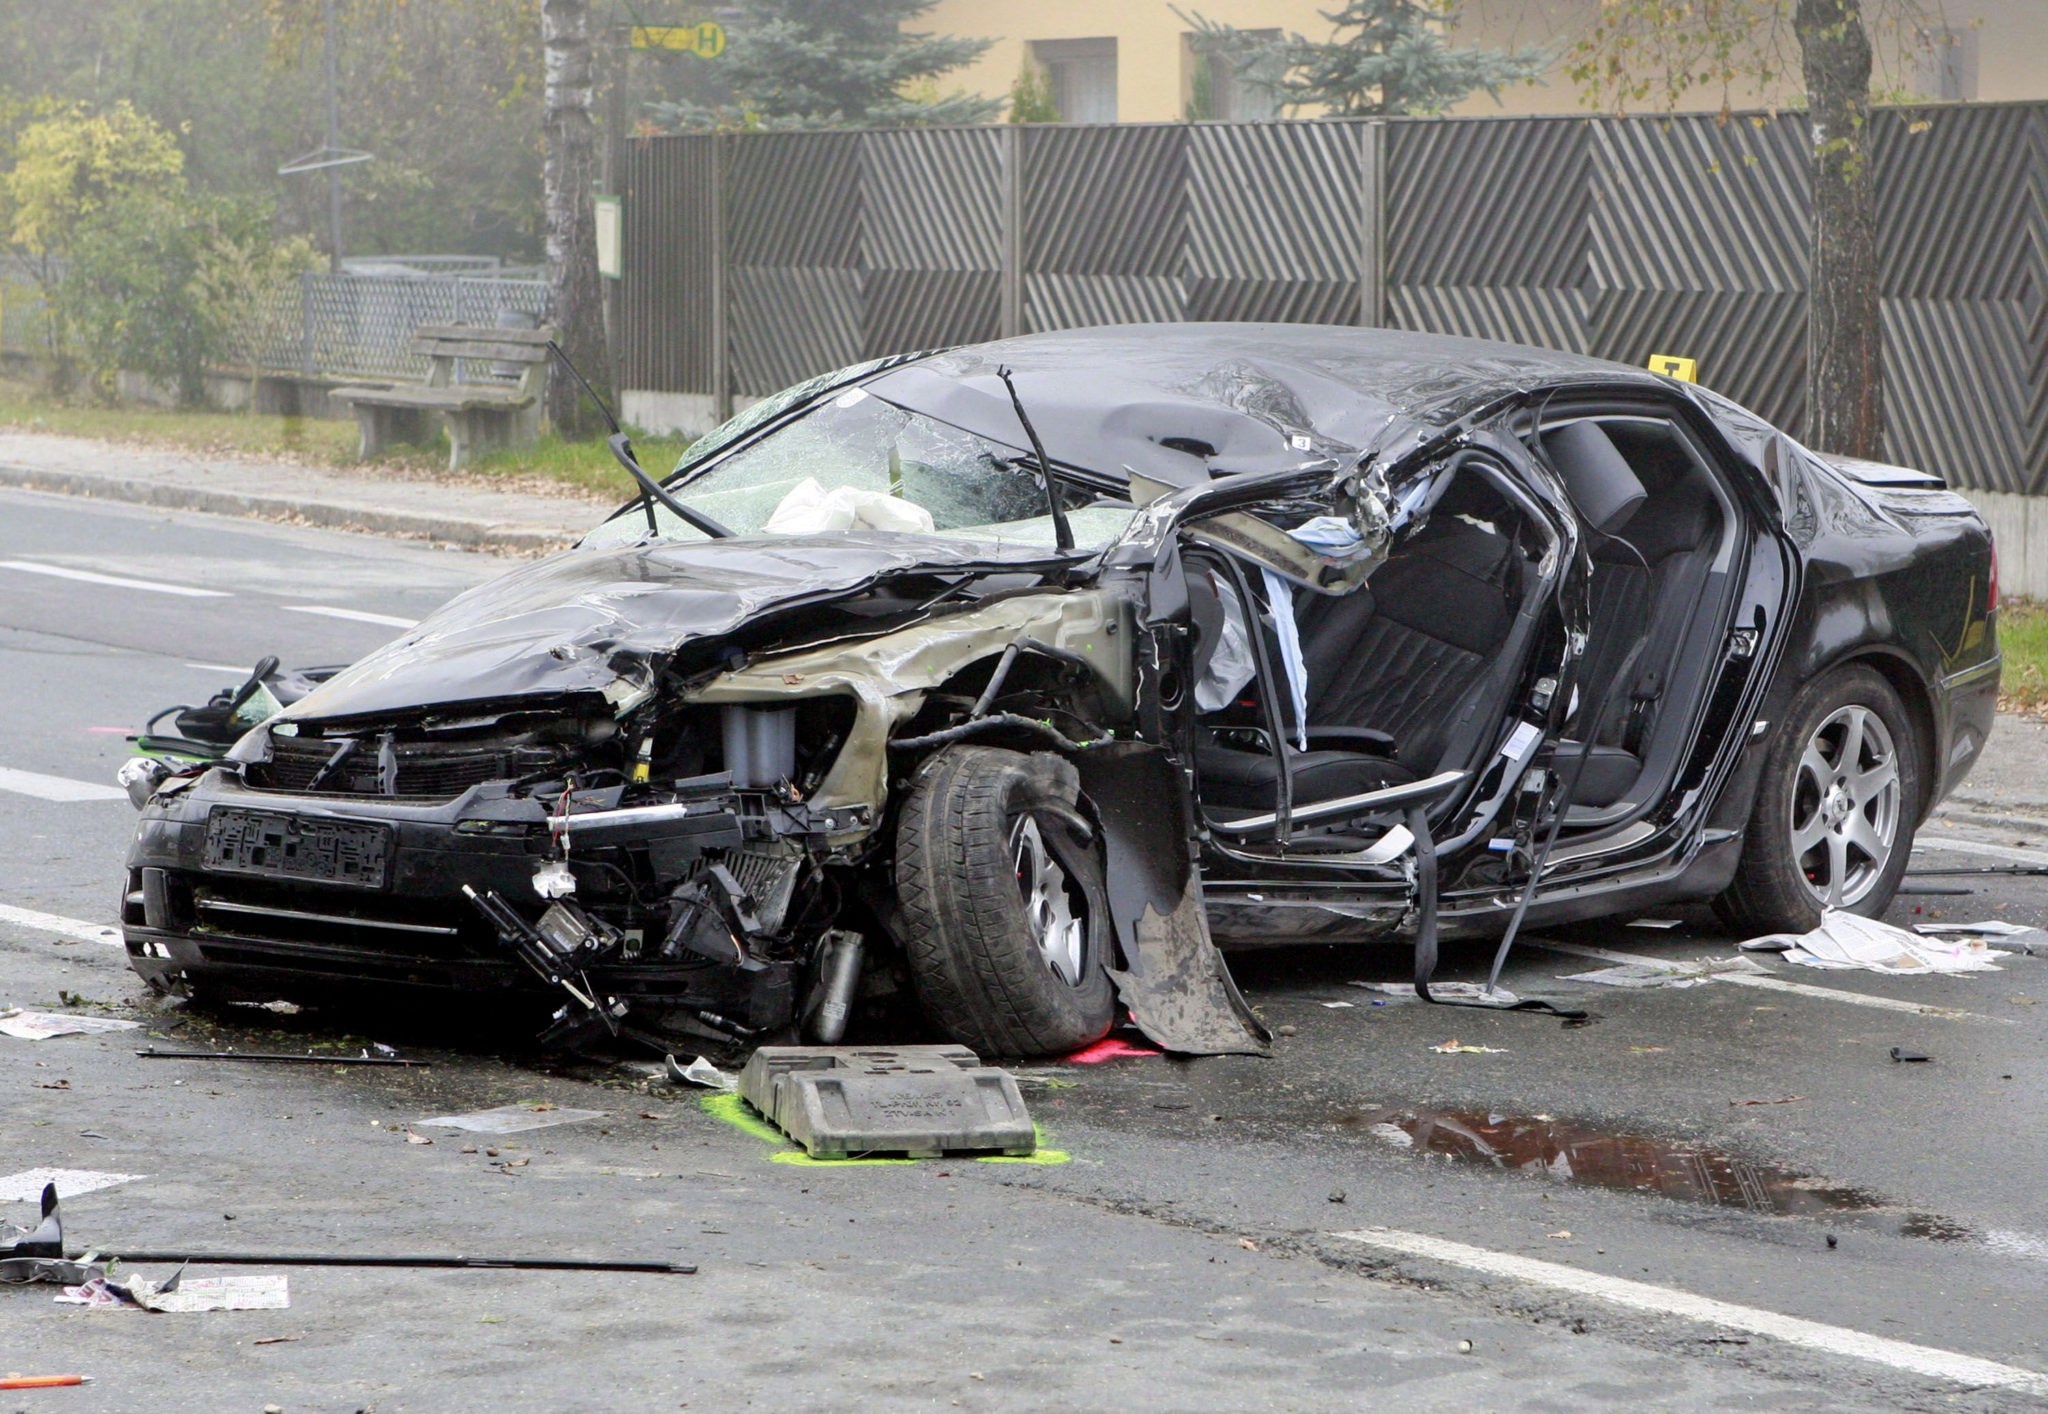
[[121, 547, 1130, 1053]]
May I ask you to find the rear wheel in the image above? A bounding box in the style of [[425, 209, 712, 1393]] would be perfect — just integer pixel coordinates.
[[1718, 664, 1920, 935], [895, 745, 1114, 1057]]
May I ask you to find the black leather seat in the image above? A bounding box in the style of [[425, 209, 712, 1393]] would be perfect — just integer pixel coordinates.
[[1196, 739, 1413, 811], [1545, 421, 1720, 808], [1192, 513, 1522, 815]]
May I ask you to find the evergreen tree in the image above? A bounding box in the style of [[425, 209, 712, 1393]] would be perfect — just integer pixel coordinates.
[[1186, 1, 1545, 118], [650, 0, 1000, 131]]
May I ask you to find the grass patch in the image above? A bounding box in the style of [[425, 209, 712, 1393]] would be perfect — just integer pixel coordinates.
[[0, 373, 358, 464], [1999, 598, 2048, 719], [0, 372, 691, 498], [464, 430, 696, 498]]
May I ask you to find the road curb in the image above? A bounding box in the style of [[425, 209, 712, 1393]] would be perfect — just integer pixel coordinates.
[[1929, 804, 2048, 841], [0, 461, 572, 553]]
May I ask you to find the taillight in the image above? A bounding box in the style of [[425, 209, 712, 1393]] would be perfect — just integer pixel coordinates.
[[1988, 534, 2000, 614]]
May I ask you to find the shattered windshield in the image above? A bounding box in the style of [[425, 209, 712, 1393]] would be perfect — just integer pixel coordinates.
[[583, 386, 1133, 552]]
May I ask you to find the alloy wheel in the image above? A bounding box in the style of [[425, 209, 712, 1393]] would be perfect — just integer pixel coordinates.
[[1789, 703, 1901, 910], [1011, 814, 1086, 986]]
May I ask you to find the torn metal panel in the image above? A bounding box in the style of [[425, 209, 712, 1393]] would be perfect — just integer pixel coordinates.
[[1081, 745, 1270, 1056], [689, 587, 1133, 819], [279, 536, 1079, 724]]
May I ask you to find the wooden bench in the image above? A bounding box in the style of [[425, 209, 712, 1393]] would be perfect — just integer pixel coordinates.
[[331, 324, 554, 469]]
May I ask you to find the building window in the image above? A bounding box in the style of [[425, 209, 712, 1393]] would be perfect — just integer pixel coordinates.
[[1917, 25, 1979, 102], [1031, 38, 1118, 124], [1184, 30, 1282, 121]]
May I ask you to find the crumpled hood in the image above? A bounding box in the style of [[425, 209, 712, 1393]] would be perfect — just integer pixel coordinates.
[[280, 533, 1066, 723]]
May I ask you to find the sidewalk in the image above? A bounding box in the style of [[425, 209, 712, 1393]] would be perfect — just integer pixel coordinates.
[[1936, 710, 2048, 835], [0, 429, 605, 552]]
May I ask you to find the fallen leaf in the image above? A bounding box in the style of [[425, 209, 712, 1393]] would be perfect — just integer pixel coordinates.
[[1547, 1230, 1572, 1239], [460, 1144, 478, 1155], [405, 1129, 433, 1145], [1238, 1237, 1259, 1251], [34, 1079, 70, 1089], [1628, 1046, 1668, 1054], [1728, 1095, 1806, 1106], [251, 1334, 302, 1346], [639, 1111, 668, 1120], [2009, 996, 2037, 1006], [1431, 1040, 1507, 1054]]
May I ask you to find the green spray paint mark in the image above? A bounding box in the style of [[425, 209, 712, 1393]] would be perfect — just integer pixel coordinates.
[[698, 1092, 1070, 1166]]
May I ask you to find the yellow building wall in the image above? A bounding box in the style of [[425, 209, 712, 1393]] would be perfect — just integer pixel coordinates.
[[925, 0, 2048, 122]]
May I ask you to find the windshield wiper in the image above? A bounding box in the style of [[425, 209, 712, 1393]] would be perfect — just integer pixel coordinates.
[[994, 365, 1074, 552], [546, 340, 732, 540]]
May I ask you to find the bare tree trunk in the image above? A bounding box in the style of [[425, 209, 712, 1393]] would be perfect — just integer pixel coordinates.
[[1794, 0, 1882, 457], [542, 0, 611, 437]]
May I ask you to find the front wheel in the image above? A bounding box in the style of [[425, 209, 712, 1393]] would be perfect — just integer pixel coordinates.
[[894, 745, 1115, 1057], [1717, 664, 1921, 935]]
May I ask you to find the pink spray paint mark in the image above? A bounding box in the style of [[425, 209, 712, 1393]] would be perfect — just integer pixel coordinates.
[[1063, 1037, 1162, 1064]]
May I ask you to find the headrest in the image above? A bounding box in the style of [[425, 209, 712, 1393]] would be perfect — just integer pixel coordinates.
[[1544, 421, 1647, 536]]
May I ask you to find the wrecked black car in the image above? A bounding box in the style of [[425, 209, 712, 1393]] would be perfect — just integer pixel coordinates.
[[120, 326, 2000, 1058]]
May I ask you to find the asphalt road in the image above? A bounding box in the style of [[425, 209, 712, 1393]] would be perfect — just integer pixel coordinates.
[[2, 487, 2045, 1411]]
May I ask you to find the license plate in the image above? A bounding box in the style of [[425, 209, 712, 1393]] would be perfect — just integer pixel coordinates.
[[204, 808, 391, 889]]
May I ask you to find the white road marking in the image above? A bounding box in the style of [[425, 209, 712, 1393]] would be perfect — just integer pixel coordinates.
[[0, 903, 122, 946], [284, 605, 418, 629], [0, 766, 129, 803], [0, 559, 230, 598], [1331, 1227, 2048, 1397], [1916, 834, 2048, 866], [1529, 939, 2000, 1021]]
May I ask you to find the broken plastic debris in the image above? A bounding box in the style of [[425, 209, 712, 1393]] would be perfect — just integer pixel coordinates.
[[1889, 1047, 1932, 1063], [1319, 1001, 1356, 1009], [0, 1011, 142, 1041], [1741, 911, 2002, 974], [1430, 1040, 1507, 1054], [1625, 918, 1683, 929], [531, 858, 577, 899], [0, 1170, 145, 1203], [411, 1103, 607, 1134], [664, 1054, 736, 1091]]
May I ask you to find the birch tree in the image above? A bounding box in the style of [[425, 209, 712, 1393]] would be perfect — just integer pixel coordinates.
[[542, 0, 608, 436]]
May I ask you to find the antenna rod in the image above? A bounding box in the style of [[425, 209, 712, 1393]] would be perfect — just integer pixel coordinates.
[[995, 365, 1073, 552]]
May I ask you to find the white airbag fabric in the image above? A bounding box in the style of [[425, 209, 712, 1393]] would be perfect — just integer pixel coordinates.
[[763, 477, 936, 536]]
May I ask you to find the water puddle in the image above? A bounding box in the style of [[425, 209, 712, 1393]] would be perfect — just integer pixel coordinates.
[[1349, 1104, 1973, 1241]]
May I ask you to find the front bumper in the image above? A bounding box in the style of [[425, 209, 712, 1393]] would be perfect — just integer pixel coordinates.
[[120, 771, 795, 1026]]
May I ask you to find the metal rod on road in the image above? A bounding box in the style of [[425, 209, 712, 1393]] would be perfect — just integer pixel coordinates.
[[67, 1251, 695, 1274], [135, 1047, 428, 1067]]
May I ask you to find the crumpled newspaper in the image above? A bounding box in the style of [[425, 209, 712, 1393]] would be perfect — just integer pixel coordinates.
[[1741, 910, 2002, 974], [57, 1270, 288, 1312]]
